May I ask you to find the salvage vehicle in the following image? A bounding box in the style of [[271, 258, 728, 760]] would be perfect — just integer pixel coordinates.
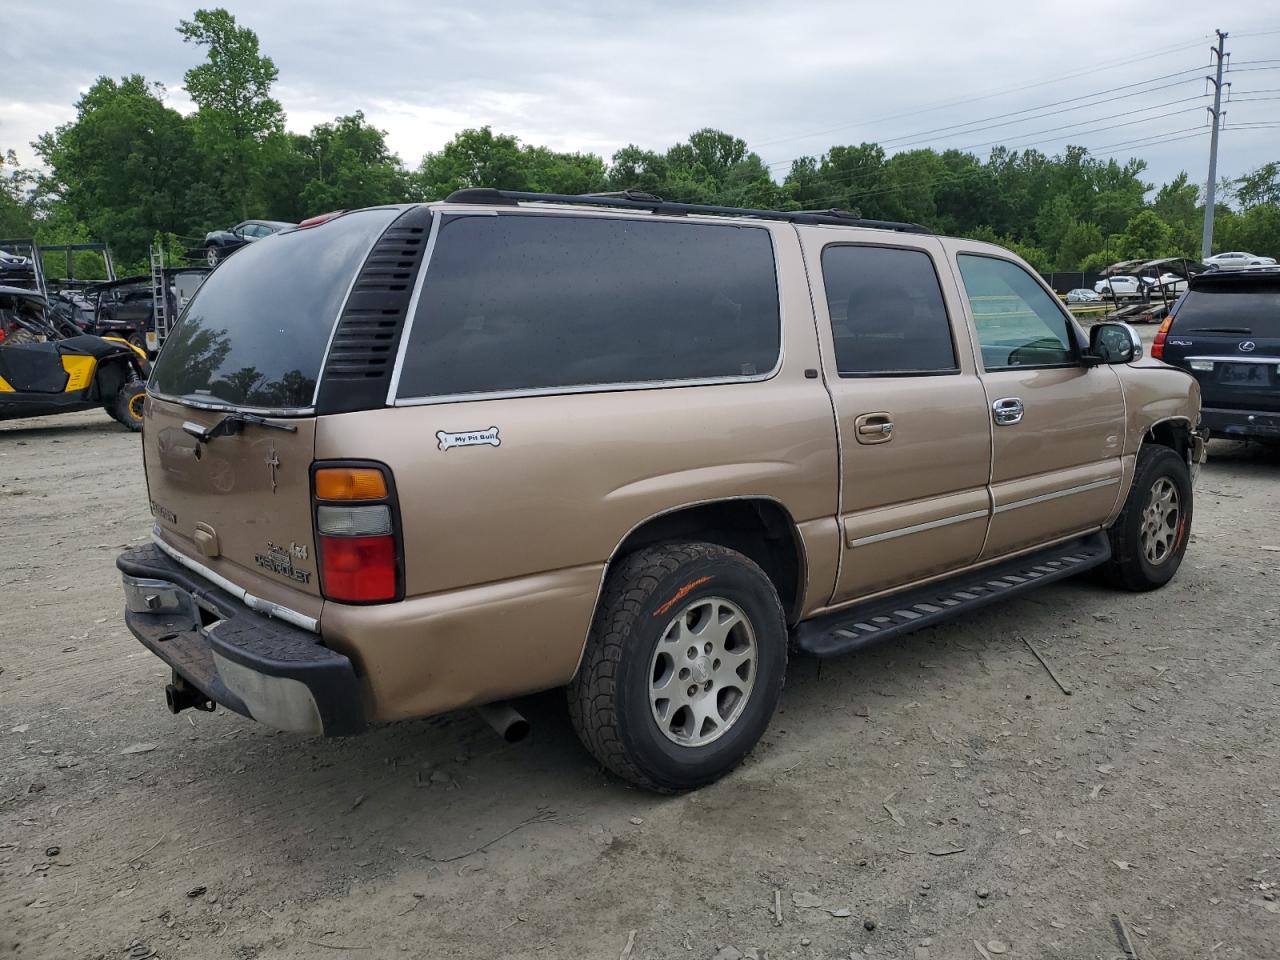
[[117, 191, 1204, 792], [203, 219, 294, 265], [1153, 267, 1280, 444], [1, 285, 149, 429]]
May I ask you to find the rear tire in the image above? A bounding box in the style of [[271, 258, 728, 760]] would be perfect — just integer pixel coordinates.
[[568, 542, 787, 792], [112, 381, 145, 432], [1100, 444, 1192, 591]]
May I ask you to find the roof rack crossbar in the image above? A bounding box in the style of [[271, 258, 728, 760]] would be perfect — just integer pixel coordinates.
[[444, 188, 931, 234]]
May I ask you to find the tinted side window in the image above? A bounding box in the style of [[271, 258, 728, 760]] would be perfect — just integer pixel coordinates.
[[821, 245, 957, 375], [957, 255, 1075, 369], [395, 215, 780, 399]]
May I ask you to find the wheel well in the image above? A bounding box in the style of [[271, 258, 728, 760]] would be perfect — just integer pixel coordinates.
[[611, 499, 806, 624], [1144, 418, 1192, 460]]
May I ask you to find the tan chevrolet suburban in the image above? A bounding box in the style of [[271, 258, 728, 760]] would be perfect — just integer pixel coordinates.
[[117, 189, 1203, 792]]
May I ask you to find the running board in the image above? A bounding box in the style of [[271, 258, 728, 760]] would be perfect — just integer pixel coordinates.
[[794, 532, 1111, 658]]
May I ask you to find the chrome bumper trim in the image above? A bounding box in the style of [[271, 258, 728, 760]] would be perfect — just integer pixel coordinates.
[[150, 532, 319, 633]]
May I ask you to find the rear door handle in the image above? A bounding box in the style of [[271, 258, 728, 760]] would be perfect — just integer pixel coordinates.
[[854, 412, 894, 444], [992, 397, 1024, 426]]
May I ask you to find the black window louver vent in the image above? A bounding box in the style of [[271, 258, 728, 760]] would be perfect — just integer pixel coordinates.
[[315, 205, 434, 415]]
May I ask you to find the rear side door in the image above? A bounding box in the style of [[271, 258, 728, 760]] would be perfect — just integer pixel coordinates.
[[803, 234, 993, 604], [949, 249, 1126, 559]]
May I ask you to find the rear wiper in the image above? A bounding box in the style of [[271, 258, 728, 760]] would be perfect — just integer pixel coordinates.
[[1185, 326, 1252, 334], [182, 411, 298, 443]]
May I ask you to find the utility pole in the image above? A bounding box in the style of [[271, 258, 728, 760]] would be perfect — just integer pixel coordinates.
[[1201, 29, 1229, 261]]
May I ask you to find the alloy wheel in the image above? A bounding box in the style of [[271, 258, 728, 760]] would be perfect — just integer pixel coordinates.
[[648, 596, 757, 747], [1140, 476, 1180, 565]]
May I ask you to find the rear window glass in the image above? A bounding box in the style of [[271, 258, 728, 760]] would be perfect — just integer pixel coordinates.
[[395, 214, 780, 399], [821, 245, 957, 375], [150, 208, 400, 409], [1173, 283, 1280, 338]]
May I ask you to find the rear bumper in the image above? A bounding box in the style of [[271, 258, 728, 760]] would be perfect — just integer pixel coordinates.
[[1201, 406, 1280, 441], [116, 544, 365, 736]]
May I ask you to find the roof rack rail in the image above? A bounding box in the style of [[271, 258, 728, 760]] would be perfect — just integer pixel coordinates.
[[443, 188, 931, 234]]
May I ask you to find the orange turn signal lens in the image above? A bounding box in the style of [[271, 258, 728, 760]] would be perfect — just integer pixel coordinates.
[[314, 467, 388, 501]]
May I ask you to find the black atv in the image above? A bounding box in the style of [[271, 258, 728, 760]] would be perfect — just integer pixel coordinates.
[[0, 285, 149, 431]]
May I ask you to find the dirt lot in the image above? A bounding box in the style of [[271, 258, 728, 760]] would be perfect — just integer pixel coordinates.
[[2, 408, 1278, 960]]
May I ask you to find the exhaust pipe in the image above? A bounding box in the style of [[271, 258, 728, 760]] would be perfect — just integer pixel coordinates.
[[476, 701, 529, 743]]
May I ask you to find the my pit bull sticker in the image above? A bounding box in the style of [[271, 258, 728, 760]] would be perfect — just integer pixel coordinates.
[[437, 426, 501, 451]]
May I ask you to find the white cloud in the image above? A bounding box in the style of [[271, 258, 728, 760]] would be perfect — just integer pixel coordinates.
[[2, 0, 1277, 188]]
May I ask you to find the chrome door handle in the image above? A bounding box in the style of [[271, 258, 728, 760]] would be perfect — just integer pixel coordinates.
[[854, 412, 894, 444], [992, 397, 1024, 426]]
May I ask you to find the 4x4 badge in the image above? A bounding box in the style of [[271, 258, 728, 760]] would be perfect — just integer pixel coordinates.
[[437, 427, 500, 451]]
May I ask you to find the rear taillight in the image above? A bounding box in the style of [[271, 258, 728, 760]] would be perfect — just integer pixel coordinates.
[[313, 463, 400, 603], [1151, 315, 1174, 360]]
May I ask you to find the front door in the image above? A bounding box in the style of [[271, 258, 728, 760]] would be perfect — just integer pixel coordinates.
[[805, 237, 993, 605], [950, 251, 1126, 559]]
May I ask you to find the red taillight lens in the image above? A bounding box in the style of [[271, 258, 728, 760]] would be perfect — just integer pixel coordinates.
[[313, 461, 400, 603], [318, 534, 397, 603], [1151, 315, 1174, 360]]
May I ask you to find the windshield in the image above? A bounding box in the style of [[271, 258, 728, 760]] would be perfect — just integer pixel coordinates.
[[1173, 282, 1280, 338], [149, 208, 400, 410]]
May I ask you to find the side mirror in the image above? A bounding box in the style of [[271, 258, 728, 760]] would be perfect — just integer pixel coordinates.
[[1088, 321, 1143, 365]]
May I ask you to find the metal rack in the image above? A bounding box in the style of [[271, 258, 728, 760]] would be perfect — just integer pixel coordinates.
[[444, 188, 930, 234]]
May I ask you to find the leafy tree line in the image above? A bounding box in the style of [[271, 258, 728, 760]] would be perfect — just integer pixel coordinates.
[[3, 7, 1277, 275]]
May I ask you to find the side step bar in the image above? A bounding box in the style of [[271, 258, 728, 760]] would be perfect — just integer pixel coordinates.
[[793, 532, 1111, 658]]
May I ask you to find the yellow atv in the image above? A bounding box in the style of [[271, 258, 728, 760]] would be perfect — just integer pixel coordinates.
[[0, 285, 149, 431]]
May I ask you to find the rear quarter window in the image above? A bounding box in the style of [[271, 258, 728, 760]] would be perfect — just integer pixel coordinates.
[[394, 214, 781, 400], [150, 208, 401, 409]]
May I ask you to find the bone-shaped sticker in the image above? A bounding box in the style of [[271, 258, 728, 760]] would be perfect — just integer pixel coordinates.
[[437, 427, 501, 451]]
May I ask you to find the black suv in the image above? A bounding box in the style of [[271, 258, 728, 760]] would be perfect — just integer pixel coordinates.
[[1155, 269, 1280, 443]]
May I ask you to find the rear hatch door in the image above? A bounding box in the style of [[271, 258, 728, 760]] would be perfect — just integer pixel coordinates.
[[143, 207, 406, 613]]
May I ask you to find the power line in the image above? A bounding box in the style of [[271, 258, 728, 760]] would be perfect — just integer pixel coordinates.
[[750, 34, 1212, 151], [900, 96, 1209, 154], [765, 69, 1208, 169]]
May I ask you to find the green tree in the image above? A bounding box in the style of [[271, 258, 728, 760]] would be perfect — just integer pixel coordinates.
[[34, 76, 214, 262], [415, 127, 530, 199], [1232, 161, 1280, 209], [1056, 220, 1105, 270], [1115, 210, 1174, 260], [0, 149, 38, 238], [295, 113, 409, 214], [178, 8, 284, 219]]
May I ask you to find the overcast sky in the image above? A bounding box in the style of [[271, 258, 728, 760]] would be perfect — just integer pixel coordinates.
[[3, 1, 1278, 194]]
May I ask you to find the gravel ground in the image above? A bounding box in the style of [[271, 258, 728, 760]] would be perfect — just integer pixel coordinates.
[[2, 408, 1278, 960]]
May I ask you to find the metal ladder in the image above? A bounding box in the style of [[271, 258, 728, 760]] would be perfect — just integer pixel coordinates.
[[149, 243, 168, 349]]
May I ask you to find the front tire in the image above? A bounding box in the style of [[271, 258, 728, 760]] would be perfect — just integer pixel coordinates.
[[1100, 445, 1192, 590], [206, 244, 221, 266], [568, 542, 787, 792]]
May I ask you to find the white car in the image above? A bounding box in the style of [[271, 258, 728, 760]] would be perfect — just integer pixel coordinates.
[[1147, 272, 1189, 293], [1066, 288, 1102, 303], [1094, 276, 1143, 296], [1204, 251, 1277, 269]]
